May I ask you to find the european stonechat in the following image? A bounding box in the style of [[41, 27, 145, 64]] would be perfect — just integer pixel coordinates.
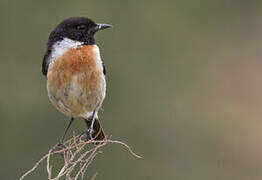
[[42, 17, 112, 148]]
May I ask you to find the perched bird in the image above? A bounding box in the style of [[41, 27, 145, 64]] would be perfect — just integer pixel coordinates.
[[42, 17, 112, 148]]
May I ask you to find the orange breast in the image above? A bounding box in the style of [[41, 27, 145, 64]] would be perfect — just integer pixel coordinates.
[[47, 45, 103, 91]]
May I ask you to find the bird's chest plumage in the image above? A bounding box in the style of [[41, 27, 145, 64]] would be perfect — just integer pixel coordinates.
[[47, 44, 106, 118]]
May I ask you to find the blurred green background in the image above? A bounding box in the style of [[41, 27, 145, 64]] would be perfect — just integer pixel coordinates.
[[1, 0, 262, 179]]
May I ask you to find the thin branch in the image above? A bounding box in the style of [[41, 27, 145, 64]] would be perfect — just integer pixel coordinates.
[[19, 133, 141, 180]]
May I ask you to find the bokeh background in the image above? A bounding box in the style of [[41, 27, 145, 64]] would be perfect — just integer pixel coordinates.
[[1, 0, 262, 179]]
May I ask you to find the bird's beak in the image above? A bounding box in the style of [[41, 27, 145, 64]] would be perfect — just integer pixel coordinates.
[[96, 23, 112, 31], [88, 23, 112, 34], [90, 23, 112, 34]]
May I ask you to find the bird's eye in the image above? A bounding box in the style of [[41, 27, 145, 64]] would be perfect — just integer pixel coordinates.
[[77, 24, 86, 31]]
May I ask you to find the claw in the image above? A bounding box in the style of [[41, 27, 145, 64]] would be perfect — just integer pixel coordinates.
[[51, 142, 66, 152], [79, 129, 93, 141]]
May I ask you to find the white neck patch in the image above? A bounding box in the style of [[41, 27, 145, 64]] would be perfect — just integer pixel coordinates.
[[49, 38, 83, 64]]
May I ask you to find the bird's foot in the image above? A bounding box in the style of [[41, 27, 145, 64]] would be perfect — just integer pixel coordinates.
[[51, 142, 66, 152], [79, 128, 94, 141]]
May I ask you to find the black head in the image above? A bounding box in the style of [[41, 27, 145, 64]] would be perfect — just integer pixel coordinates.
[[47, 17, 112, 49]]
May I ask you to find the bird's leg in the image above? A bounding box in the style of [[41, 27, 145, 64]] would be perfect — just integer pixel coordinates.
[[81, 117, 106, 144], [81, 119, 91, 141], [89, 111, 96, 139], [52, 117, 74, 151], [59, 117, 74, 144], [81, 111, 96, 141]]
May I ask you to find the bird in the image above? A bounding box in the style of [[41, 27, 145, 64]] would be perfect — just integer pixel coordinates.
[[42, 17, 112, 148]]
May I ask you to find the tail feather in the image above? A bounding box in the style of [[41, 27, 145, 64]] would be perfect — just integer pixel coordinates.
[[84, 118, 106, 143]]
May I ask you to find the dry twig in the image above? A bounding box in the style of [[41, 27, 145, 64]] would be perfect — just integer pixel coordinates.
[[19, 133, 141, 180]]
